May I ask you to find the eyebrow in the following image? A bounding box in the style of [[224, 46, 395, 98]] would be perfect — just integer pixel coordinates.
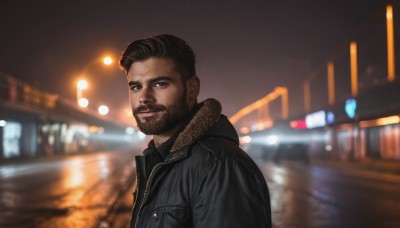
[[128, 76, 174, 87]]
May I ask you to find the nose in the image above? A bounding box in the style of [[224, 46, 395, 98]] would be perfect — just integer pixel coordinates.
[[138, 87, 155, 104]]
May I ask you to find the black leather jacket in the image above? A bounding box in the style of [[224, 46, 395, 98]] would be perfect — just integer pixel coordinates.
[[131, 99, 271, 228]]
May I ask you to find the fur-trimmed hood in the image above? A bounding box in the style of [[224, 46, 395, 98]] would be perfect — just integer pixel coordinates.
[[171, 98, 239, 152]]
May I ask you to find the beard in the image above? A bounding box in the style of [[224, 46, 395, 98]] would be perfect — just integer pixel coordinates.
[[132, 96, 189, 135]]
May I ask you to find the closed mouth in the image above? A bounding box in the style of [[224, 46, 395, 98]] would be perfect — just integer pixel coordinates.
[[138, 110, 161, 117], [140, 109, 160, 114]]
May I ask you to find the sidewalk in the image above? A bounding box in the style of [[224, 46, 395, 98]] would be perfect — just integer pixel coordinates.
[[312, 157, 400, 176]]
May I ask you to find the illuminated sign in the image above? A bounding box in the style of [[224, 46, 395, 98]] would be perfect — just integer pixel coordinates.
[[305, 110, 326, 129], [290, 120, 307, 129], [326, 112, 335, 124], [345, 98, 357, 119]]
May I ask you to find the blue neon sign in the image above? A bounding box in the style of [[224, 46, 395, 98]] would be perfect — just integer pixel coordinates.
[[345, 98, 357, 119]]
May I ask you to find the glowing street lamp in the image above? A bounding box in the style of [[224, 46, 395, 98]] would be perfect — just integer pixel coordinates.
[[103, 56, 113, 65], [76, 79, 88, 103], [98, 105, 109, 115], [75, 55, 114, 107], [80, 55, 114, 77], [77, 79, 88, 90], [78, 97, 89, 108]]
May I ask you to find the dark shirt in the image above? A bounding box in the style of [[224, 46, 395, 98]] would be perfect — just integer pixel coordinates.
[[143, 135, 176, 178]]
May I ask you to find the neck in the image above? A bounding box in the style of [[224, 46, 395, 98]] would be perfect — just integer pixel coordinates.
[[153, 125, 180, 147]]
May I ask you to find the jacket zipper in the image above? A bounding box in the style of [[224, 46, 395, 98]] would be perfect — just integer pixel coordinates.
[[134, 163, 163, 228]]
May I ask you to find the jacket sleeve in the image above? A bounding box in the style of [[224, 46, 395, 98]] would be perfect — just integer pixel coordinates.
[[192, 153, 272, 228]]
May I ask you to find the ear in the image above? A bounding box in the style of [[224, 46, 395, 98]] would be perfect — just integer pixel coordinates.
[[186, 76, 200, 102]]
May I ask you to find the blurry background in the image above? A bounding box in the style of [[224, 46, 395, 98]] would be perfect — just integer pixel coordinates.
[[0, 0, 390, 119], [2, 1, 400, 228]]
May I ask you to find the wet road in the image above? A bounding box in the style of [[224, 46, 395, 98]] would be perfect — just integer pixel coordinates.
[[0, 149, 141, 228], [258, 160, 400, 228], [1, 150, 400, 228]]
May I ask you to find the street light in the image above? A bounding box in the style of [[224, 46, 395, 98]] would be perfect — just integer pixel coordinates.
[[76, 79, 88, 103], [77, 79, 88, 89], [80, 55, 114, 77], [78, 97, 89, 108], [75, 55, 114, 106], [103, 56, 113, 65], [98, 105, 109, 115]]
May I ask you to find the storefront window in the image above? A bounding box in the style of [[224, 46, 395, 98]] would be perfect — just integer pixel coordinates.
[[3, 121, 22, 158]]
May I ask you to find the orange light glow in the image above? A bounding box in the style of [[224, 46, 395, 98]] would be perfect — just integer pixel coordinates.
[[304, 82, 310, 113], [240, 127, 250, 134], [239, 135, 252, 145], [377, 116, 400, 126], [386, 4, 395, 81], [103, 56, 113, 65], [77, 80, 88, 90], [63, 159, 85, 188], [230, 86, 288, 124], [88, 126, 99, 133], [327, 61, 335, 105], [359, 115, 400, 128], [350, 41, 358, 97]]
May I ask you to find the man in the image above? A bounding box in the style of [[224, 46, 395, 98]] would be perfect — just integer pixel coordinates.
[[120, 34, 271, 228]]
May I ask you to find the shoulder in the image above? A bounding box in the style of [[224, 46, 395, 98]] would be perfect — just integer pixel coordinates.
[[194, 137, 243, 159], [186, 137, 263, 176], [187, 137, 270, 211]]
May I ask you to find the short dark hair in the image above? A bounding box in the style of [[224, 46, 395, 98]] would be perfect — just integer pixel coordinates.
[[119, 34, 196, 80]]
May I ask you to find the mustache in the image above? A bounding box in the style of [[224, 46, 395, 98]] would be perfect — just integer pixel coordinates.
[[133, 104, 166, 114]]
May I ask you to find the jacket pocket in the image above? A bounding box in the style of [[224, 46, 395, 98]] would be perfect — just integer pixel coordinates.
[[153, 205, 192, 228]]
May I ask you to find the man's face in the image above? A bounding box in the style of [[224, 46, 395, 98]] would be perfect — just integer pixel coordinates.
[[127, 57, 190, 135]]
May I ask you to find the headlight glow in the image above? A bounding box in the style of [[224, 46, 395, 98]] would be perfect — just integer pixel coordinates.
[[267, 135, 278, 145]]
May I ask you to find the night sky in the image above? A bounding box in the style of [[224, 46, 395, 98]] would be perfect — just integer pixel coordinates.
[[0, 0, 392, 124]]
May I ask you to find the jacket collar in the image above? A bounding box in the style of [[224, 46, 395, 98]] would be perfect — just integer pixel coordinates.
[[170, 98, 222, 153]]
